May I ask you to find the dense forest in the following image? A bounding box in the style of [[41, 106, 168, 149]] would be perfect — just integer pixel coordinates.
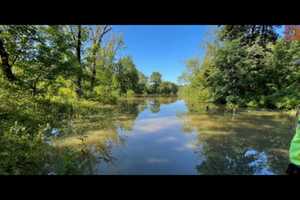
[[0, 25, 178, 174], [179, 25, 300, 110]]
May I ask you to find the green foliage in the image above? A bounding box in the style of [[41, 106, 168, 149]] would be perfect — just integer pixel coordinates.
[[45, 76, 78, 105], [136, 71, 148, 94], [93, 85, 117, 104], [218, 25, 279, 47], [149, 72, 162, 94], [180, 25, 300, 110], [0, 25, 181, 174], [114, 56, 139, 94], [158, 81, 178, 95]]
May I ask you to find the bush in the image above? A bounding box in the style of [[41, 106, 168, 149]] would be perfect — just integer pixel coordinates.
[[93, 85, 117, 104], [46, 76, 78, 105]]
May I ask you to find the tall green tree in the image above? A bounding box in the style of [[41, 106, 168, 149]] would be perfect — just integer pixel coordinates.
[[114, 56, 139, 94], [88, 25, 112, 91], [136, 71, 148, 94], [68, 25, 89, 97], [218, 25, 279, 47], [149, 72, 162, 94]]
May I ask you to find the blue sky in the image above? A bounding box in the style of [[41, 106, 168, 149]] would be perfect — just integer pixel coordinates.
[[112, 25, 217, 84], [111, 25, 284, 84]]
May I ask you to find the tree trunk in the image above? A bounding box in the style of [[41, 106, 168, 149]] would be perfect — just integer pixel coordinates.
[[90, 36, 97, 91], [0, 37, 16, 82], [89, 25, 112, 91], [90, 58, 96, 91], [76, 25, 83, 97], [32, 82, 37, 96]]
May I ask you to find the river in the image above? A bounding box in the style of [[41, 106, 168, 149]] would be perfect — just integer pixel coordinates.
[[55, 97, 295, 175]]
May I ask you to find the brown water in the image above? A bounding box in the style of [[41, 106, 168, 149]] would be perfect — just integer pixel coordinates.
[[55, 97, 296, 175]]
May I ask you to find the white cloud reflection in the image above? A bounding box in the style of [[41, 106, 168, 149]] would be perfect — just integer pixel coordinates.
[[133, 117, 179, 133], [147, 158, 169, 164], [157, 136, 178, 143]]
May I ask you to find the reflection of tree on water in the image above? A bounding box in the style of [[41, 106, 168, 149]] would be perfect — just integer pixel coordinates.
[[149, 99, 161, 113], [156, 97, 178, 105], [117, 100, 140, 116], [184, 100, 226, 115], [147, 97, 178, 113], [55, 99, 148, 174], [179, 104, 295, 174]]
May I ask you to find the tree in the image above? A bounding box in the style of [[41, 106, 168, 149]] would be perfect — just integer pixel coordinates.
[[88, 25, 112, 91], [0, 34, 16, 82], [114, 56, 139, 94], [0, 25, 77, 96], [178, 58, 201, 85], [218, 25, 279, 47], [69, 25, 89, 97], [136, 71, 148, 94], [149, 72, 162, 94], [0, 25, 39, 82], [158, 81, 178, 95], [179, 25, 300, 109], [94, 34, 124, 88]]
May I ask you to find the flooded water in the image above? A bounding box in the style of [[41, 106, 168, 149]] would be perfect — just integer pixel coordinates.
[[55, 97, 296, 175]]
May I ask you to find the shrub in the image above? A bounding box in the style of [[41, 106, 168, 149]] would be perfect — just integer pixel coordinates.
[[93, 85, 117, 104]]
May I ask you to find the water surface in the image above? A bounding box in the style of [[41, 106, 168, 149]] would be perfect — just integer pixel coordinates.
[[56, 97, 295, 175]]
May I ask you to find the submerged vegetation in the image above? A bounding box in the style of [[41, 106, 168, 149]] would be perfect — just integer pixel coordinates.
[[178, 102, 295, 174]]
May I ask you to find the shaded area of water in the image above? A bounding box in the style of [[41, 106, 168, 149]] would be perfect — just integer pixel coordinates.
[[55, 97, 295, 175]]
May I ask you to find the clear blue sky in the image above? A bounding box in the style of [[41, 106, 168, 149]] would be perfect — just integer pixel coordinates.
[[112, 25, 217, 84], [111, 25, 284, 84]]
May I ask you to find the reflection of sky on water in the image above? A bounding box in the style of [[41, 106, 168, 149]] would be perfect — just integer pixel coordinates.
[[93, 98, 291, 175], [98, 100, 205, 175], [244, 149, 274, 175], [138, 100, 187, 119]]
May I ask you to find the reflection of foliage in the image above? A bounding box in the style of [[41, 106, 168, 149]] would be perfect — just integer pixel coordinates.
[[53, 98, 147, 173], [196, 136, 255, 175], [179, 108, 295, 174], [156, 97, 178, 105], [117, 100, 140, 116], [149, 99, 161, 113], [146, 97, 177, 113]]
